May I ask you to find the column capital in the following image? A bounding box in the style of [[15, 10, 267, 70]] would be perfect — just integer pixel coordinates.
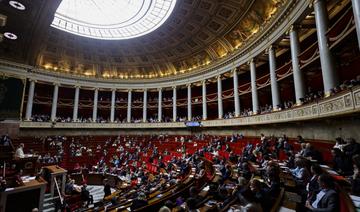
[[201, 79, 207, 84], [28, 78, 37, 83], [248, 58, 255, 65], [268, 44, 278, 52], [53, 82, 60, 86], [186, 84, 191, 88], [312, 0, 322, 6], [74, 85, 81, 89], [231, 68, 237, 74], [172, 86, 176, 89], [111, 88, 117, 92], [94, 87, 99, 91], [127, 89, 132, 93], [143, 88, 148, 92], [216, 75, 222, 80], [157, 87, 162, 91], [288, 24, 301, 34]]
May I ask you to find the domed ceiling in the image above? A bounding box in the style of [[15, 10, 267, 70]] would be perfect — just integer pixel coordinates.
[[0, 0, 286, 80]]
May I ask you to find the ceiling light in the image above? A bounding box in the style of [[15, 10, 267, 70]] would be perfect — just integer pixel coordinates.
[[51, 0, 177, 40], [9, 1, 26, 10], [4, 32, 17, 40]]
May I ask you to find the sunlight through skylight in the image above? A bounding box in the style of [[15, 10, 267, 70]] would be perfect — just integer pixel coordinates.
[[51, 0, 177, 40]]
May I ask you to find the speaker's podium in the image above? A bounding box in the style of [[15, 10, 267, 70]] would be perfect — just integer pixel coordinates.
[[0, 177, 47, 212], [43, 165, 67, 197]]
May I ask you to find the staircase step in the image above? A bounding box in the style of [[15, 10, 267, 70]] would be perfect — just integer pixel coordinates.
[[43, 208, 55, 212], [44, 193, 52, 198], [43, 202, 54, 209]]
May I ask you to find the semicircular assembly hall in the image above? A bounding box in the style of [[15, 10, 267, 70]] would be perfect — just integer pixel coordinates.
[[0, 0, 360, 212]]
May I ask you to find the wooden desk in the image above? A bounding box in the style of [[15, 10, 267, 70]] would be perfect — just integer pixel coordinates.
[[0, 177, 47, 212]]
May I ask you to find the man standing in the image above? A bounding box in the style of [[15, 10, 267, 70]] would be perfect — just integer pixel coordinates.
[[103, 179, 111, 198]]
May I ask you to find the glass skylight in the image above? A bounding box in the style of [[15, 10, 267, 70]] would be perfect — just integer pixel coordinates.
[[51, 0, 177, 40]]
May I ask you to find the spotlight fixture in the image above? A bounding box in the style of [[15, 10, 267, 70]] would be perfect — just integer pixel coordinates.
[[4, 32, 17, 40], [9, 1, 26, 10]]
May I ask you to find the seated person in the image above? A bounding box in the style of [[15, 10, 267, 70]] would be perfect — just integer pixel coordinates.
[[185, 197, 198, 212], [1, 134, 11, 146], [130, 192, 148, 211], [296, 143, 307, 157], [215, 186, 232, 208], [343, 138, 360, 158], [351, 158, 360, 195], [249, 179, 271, 211], [290, 158, 310, 185], [333, 137, 346, 151], [14, 143, 25, 158], [238, 162, 252, 181], [264, 166, 281, 197], [187, 186, 203, 206], [307, 164, 323, 202], [305, 174, 339, 212], [236, 192, 263, 212], [65, 179, 81, 195], [303, 143, 323, 162]]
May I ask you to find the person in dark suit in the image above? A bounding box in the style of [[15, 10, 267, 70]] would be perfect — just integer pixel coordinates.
[[305, 174, 339, 212], [331, 148, 353, 175], [307, 164, 323, 202], [343, 138, 360, 157], [103, 179, 111, 198], [187, 186, 203, 206], [130, 192, 148, 211], [250, 179, 271, 211], [351, 157, 360, 195], [81, 184, 93, 207]]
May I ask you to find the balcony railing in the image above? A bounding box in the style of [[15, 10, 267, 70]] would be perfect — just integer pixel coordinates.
[[20, 86, 360, 129]]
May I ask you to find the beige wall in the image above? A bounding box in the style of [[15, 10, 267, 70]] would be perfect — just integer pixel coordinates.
[[16, 115, 360, 142], [0, 121, 20, 138]]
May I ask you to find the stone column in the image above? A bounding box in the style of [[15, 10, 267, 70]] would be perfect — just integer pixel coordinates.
[[110, 89, 116, 122], [290, 26, 306, 104], [50, 83, 59, 122], [172, 86, 177, 122], [217, 76, 223, 119], [72, 86, 80, 121], [202, 80, 207, 120], [143, 89, 147, 122], [158, 88, 162, 122], [127, 90, 132, 123], [353, 0, 360, 50], [187, 84, 192, 121], [25, 79, 35, 120], [92, 88, 98, 122], [250, 59, 259, 114], [268, 45, 281, 110], [233, 69, 240, 117], [314, 0, 338, 95]]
